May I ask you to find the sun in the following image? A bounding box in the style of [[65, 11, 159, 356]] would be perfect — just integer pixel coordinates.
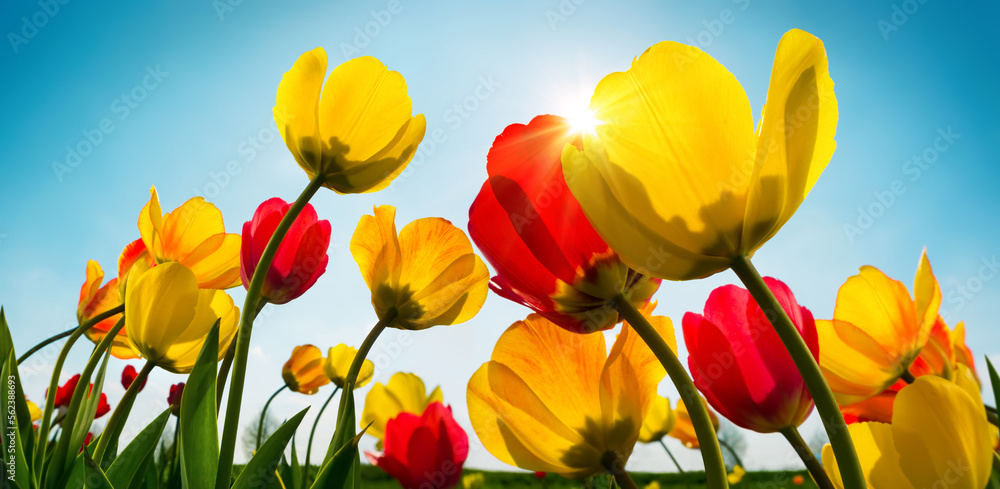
[[566, 107, 602, 136]]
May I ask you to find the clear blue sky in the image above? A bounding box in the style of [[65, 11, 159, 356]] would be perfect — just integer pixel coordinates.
[[1, 0, 998, 473]]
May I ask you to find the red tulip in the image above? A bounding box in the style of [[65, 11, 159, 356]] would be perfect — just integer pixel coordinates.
[[468, 115, 660, 333], [121, 365, 147, 391], [168, 382, 184, 416], [241, 198, 331, 304], [79, 432, 93, 453], [50, 374, 110, 419], [366, 402, 469, 489], [682, 277, 818, 433]]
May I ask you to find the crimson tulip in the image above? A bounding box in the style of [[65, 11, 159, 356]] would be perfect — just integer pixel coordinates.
[[51, 374, 110, 419], [683, 278, 817, 433], [168, 382, 184, 416], [121, 365, 147, 391], [366, 402, 469, 489], [468, 115, 660, 334], [241, 197, 331, 304]]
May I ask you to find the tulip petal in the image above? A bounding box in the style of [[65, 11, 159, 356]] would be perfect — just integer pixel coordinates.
[[742, 29, 838, 248], [912, 249, 942, 345], [274, 47, 325, 173], [822, 422, 913, 489], [361, 372, 442, 443], [351, 205, 401, 295], [125, 262, 199, 363]]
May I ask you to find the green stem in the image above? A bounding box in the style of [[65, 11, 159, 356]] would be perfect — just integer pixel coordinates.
[[217, 175, 324, 489], [92, 360, 154, 461], [304, 386, 340, 486], [256, 384, 287, 449], [346, 310, 397, 389], [217, 300, 267, 410], [19, 304, 123, 365], [601, 452, 637, 489], [780, 425, 835, 489], [657, 439, 685, 473], [718, 438, 744, 468], [730, 255, 865, 489], [992, 452, 1000, 476], [900, 370, 916, 384], [612, 296, 728, 489]]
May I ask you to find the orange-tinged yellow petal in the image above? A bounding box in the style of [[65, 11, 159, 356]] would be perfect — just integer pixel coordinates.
[[892, 376, 992, 489], [282, 345, 329, 395], [951, 322, 978, 380], [324, 344, 373, 389], [351, 205, 401, 311], [669, 397, 718, 449], [638, 395, 675, 443], [77, 260, 136, 360], [274, 47, 325, 176], [361, 372, 442, 444], [912, 249, 941, 343], [742, 29, 837, 249], [822, 422, 912, 489], [818, 319, 901, 405]]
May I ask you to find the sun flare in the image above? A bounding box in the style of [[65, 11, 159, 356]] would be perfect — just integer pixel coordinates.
[[566, 107, 602, 136]]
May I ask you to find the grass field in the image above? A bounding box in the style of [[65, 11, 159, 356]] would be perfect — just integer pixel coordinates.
[[355, 465, 816, 488]]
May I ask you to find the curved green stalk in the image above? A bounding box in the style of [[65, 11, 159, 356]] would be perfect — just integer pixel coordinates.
[[657, 439, 685, 473], [19, 304, 123, 365], [304, 386, 340, 485], [612, 296, 728, 489], [92, 360, 155, 461], [217, 175, 324, 489], [780, 425, 835, 489], [730, 255, 865, 489], [255, 384, 287, 449]]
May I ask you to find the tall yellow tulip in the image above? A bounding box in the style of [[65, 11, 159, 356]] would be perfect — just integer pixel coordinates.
[[822, 374, 992, 489], [124, 262, 239, 373], [818, 250, 941, 405], [561, 28, 836, 280], [467, 312, 670, 478], [361, 372, 443, 445], [351, 205, 489, 330], [138, 187, 242, 289], [273, 48, 426, 194], [324, 344, 374, 389]]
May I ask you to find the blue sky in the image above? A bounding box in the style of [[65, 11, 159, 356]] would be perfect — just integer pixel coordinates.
[[1, 0, 998, 474]]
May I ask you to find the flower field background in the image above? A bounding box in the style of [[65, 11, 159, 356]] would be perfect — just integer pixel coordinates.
[[1, 1, 998, 489]]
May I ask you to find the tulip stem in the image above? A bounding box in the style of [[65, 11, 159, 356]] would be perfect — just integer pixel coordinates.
[[601, 452, 638, 489], [256, 384, 287, 449], [304, 386, 340, 485], [730, 255, 866, 489], [217, 299, 267, 410], [217, 175, 324, 489], [347, 310, 397, 388], [612, 296, 728, 489], [900, 370, 916, 383], [19, 304, 124, 366], [717, 438, 744, 469], [657, 439, 685, 473], [92, 360, 154, 462], [779, 426, 835, 489]]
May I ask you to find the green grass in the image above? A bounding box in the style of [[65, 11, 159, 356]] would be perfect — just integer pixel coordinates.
[[356, 465, 817, 488]]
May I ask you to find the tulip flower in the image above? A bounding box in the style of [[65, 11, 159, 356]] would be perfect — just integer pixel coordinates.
[[822, 375, 992, 489], [168, 383, 184, 416], [560, 29, 837, 281], [468, 115, 660, 334], [117, 238, 154, 296], [273, 48, 426, 194], [728, 465, 746, 485], [684, 278, 817, 433], [124, 262, 240, 373], [462, 473, 484, 489], [241, 198, 331, 304], [78, 260, 136, 359], [467, 311, 670, 478], [362, 372, 443, 445], [79, 432, 94, 454], [818, 251, 941, 405], [121, 365, 147, 391], [793, 475, 805, 485], [351, 205, 489, 330], [366, 402, 468, 489], [281, 344, 330, 395], [669, 397, 719, 449], [51, 374, 110, 419], [27, 399, 41, 422], [324, 344, 373, 389], [137, 186, 242, 289], [638, 395, 676, 443]]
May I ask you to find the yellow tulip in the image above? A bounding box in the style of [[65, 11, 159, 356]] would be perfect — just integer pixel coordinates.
[[462, 472, 485, 489], [273, 48, 426, 194], [638, 395, 676, 443], [124, 262, 239, 374], [324, 344, 373, 389], [77, 260, 136, 359], [467, 312, 671, 478], [138, 187, 241, 289], [822, 375, 992, 489], [669, 397, 720, 449], [281, 345, 330, 395], [818, 250, 941, 405], [351, 205, 489, 330], [560, 29, 837, 280], [27, 399, 41, 422], [361, 372, 443, 445], [728, 465, 746, 485]]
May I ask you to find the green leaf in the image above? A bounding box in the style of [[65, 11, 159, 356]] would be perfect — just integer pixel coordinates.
[[309, 429, 366, 489], [83, 448, 115, 489], [288, 436, 301, 489], [1, 351, 32, 489], [986, 357, 1000, 438], [180, 322, 220, 489], [231, 408, 308, 489], [319, 382, 357, 486], [48, 347, 111, 485], [106, 408, 171, 488]]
